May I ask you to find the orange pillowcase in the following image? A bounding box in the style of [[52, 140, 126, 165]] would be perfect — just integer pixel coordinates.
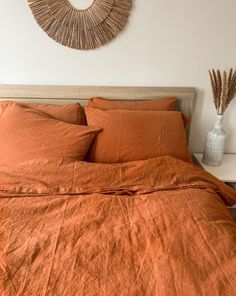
[[0, 104, 100, 165], [87, 96, 191, 127], [85, 107, 191, 163], [88, 97, 177, 111], [0, 101, 84, 124]]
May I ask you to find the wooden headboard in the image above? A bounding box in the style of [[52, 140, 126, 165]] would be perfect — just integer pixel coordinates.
[[0, 84, 196, 140]]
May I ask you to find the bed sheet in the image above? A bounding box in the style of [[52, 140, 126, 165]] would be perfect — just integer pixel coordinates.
[[0, 156, 236, 296]]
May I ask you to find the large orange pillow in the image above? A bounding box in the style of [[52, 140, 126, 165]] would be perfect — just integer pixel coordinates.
[[0, 104, 100, 165], [88, 97, 176, 111], [0, 101, 84, 124], [85, 107, 191, 163]]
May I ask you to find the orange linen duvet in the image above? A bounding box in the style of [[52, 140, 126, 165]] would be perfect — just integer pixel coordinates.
[[0, 156, 236, 296]]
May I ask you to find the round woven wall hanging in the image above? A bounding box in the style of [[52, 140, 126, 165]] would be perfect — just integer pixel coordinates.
[[28, 0, 133, 50]]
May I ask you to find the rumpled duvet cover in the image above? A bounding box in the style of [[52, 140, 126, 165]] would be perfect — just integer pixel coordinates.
[[0, 156, 236, 296]]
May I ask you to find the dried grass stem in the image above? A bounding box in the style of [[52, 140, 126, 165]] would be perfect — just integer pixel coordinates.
[[209, 68, 236, 114]]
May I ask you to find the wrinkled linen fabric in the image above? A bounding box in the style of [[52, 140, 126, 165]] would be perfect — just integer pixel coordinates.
[[85, 108, 191, 163], [0, 156, 236, 296], [0, 104, 101, 165], [87, 96, 177, 111], [0, 101, 83, 124]]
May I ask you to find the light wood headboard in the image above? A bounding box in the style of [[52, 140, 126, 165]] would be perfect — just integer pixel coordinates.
[[0, 85, 196, 140]]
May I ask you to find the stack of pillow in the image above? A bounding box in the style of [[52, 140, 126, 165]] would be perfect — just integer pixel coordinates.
[[0, 101, 99, 165], [0, 97, 191, 165], [85, 97, 191, 163]]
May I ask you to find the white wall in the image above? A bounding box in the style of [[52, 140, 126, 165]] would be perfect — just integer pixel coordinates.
[[0, 0, 236, 153]]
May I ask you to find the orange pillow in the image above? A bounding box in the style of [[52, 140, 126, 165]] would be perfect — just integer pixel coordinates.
[[88, 97, 177, 111], [0, 101, 84, 124], [85, 107, 191, 163], [87, 96, 191, 126], [0, 104, 100, 165]]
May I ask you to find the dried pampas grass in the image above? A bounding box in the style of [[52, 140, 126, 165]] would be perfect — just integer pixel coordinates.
[[28, 0, 132, 50], [209, 68, 236, 114]]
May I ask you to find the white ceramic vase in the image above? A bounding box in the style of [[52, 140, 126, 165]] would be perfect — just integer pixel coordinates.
[[202, 114, 226, 167]]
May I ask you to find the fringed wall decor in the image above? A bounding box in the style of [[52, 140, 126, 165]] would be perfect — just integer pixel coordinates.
[[28, 0, 133, 50]]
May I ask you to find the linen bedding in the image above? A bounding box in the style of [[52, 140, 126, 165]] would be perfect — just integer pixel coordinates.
[[85, 108, 191, 163], [0, 156, 236, 296]]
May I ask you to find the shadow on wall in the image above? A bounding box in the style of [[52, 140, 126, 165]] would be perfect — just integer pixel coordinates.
[[224, 102, 236, 152], [189, 88, 205, 153]]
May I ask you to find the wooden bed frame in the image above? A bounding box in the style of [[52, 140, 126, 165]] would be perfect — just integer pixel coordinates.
[[0, 84, 196, 140]]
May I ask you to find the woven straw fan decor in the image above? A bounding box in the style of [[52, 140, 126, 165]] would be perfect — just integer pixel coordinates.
[[28, 0, 133, 50]]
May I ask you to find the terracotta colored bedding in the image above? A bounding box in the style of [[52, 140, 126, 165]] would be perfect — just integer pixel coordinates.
[[85, 108, 191, 163], [0, 156, 236, 296]]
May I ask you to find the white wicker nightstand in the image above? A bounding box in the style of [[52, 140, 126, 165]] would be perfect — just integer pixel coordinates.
[[194, 153, 236, 221]]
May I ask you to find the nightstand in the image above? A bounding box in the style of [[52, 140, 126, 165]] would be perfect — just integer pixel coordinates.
[[194, 153, 236, 222], [194, 154, 236, 185]]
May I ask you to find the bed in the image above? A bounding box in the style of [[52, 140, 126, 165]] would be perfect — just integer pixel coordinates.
[[0, 85, 235, 296]]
